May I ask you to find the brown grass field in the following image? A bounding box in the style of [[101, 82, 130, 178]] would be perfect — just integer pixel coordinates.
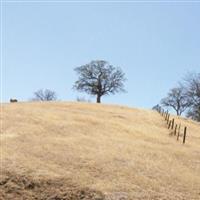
[[0, 102, 200, 200]]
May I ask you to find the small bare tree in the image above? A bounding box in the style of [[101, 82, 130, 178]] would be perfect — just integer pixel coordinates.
[[32, 89, 57, 101], [161, 86, 189, 116], [184, 72, 200, 121], [76, 96, 91, 103], [73, 60, 126, 103]]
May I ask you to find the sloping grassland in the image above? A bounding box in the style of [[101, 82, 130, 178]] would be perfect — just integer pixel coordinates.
[[0, 102, 200, 200]]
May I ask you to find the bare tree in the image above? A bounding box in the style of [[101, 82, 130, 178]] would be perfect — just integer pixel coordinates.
[[186, 108, 200, 121], [184, 72, 200, 121], [161, 86, 189, 116], [76, 96, 91, 103], [73, 60, 126, 103], [32, 89, 57, 101], [152, 104, 162, 112]]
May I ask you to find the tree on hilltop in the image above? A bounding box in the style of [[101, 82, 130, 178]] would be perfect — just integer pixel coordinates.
[[183, 72, 200, 121], [73, 60, 126, 103], [32, 89, 57, 101], [161, 86, 189, 116]]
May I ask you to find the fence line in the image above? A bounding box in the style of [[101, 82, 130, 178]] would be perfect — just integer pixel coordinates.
[[153, 105, 187, 144]]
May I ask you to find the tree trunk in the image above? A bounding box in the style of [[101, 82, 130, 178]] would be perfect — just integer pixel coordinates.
[[97, 94, 101, 103]]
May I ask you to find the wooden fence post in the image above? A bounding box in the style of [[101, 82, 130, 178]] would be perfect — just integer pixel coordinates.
[[177, 124, 181, 141], [165, 111, 168, 120], [183, 127, 187, 144], [168, 120, 171, 129], [167, 114, 170, 125], [171, 119, 174, 130], [174, 124, 177, 136]]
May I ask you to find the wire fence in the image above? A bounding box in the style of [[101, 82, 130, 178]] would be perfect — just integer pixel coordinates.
[[153, 105, 187, 144]]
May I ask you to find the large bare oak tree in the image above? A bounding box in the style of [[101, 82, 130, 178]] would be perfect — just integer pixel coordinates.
[[73, 60, 126, 103]]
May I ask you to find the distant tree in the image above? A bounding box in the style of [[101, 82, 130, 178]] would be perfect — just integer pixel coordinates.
[[76, 96, 91, 103], [184, 72, 200, 121], [73, 60, 126, 103], [32, 89, 57, 101], [186, 107, 200, 121], [161, 86, 189, 116], [152, 104, 161, 112]]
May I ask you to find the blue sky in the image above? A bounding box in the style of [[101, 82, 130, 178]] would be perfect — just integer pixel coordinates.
[[1, 1, 200, 109]]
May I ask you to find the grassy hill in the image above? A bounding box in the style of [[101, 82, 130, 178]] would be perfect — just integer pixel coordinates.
[[0, 102, 200, 200]]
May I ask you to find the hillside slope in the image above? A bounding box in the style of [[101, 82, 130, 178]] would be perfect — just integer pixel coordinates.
[[1, 102, 200, 200]]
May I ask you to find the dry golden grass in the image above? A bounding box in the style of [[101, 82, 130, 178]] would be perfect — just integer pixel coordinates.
[[0, 102, 200, 199]]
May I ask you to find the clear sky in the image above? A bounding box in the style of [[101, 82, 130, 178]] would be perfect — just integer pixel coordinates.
[[1, 1, 200, 109]]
